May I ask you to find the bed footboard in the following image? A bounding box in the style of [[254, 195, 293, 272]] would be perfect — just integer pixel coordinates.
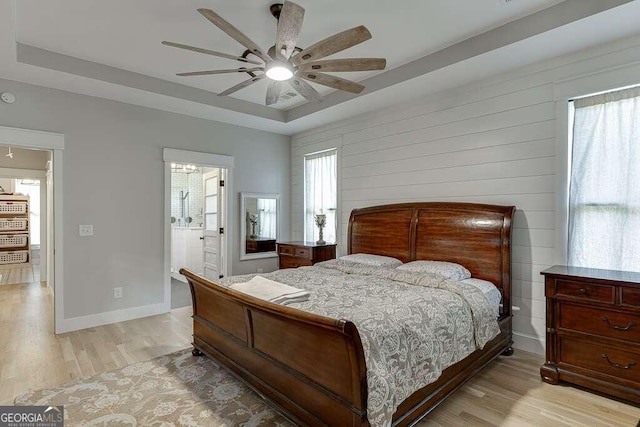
[[180, 268, 369, 427]]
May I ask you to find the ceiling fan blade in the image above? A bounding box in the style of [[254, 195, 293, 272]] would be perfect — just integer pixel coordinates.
[[176, 68, 262, 77], [298, 58, 386, 72], [218, 75, 266, 96], [266, 81, 282, 105], [288, 77, 322, 103], [198, 9, 271, 64], [298, 71, 364, 94], [275, 1, 305, 60], [292, 25, 371, 66], [162, 41, 262, 65]]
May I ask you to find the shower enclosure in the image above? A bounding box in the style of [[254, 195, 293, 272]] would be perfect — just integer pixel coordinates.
[[170, 164, 204, 281]]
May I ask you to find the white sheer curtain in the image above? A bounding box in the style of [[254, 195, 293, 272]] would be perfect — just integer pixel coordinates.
[[257, 198, 276, 239], [304, 149, 337, 243], [569, 87, 640, 271]]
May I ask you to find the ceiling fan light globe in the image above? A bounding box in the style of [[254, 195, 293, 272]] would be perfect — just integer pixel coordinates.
[[265, 61, 294, 81]]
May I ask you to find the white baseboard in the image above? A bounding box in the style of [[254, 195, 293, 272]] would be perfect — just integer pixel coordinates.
[[513, 331, 545, 355], [56, 302, 170, 334]]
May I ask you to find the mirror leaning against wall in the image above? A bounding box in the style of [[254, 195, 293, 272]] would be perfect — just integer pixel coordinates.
[[240, 192, 279, 260]]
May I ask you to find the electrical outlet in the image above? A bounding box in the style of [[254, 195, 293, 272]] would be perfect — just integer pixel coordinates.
[[79, 225, 93, 237], [113, 287, 123, 299], [257, 268, 264, 273]]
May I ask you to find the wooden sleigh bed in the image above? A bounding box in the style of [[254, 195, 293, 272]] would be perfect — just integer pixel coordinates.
[[180, 202, 515, 426]]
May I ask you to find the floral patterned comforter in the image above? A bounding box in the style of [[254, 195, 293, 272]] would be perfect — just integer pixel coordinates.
[[221, 260, 501, 427]]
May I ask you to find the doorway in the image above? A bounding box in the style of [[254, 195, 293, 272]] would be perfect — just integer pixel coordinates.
[[163, 149, 233, 311], [0, 126, 62, 333], [0, 145, 52, 287]]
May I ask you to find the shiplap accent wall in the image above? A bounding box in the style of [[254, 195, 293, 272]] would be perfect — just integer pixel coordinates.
[[291, 35, 640, 354]]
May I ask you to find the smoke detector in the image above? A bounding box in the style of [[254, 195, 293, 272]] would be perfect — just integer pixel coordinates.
[[1, 92, 16, 104]]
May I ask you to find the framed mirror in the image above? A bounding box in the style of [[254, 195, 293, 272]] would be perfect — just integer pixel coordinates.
[[240, 192, 280, 260]]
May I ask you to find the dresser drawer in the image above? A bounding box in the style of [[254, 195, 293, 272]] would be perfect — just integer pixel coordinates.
[[559, 304, 640, 343], [622, 287, 640, 307], [555, 279, 615, 304], [560, 336, 640, 384]]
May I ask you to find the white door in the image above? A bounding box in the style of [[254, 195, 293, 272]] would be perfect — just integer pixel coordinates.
[[202, 169, 222, 281]]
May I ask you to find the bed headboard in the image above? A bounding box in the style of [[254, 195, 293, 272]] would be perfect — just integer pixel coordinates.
[[348, 202, 515, 314]]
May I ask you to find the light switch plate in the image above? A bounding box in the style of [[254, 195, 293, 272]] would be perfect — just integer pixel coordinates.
[[79, 224, 93, 236]]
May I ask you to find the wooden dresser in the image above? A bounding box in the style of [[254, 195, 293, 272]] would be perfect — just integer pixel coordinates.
[[541, 265, 640, 404], [277, 241, 336, 269]]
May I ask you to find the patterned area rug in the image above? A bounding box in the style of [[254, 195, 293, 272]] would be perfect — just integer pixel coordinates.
[[15, 348, 293, 426]]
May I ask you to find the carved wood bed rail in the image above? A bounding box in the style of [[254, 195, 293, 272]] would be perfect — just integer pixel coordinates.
[[181, 202, 515, 426]]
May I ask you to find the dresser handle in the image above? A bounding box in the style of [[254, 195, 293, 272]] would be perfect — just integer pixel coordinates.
[[601, 354, 637, 370], [579, 288, 587, 294], [601, 317, 637, 331]]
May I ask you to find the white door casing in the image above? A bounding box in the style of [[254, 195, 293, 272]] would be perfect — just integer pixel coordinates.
[[163, 148, 234, 312]]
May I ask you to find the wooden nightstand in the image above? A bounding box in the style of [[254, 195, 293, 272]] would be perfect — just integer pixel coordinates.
[[540, 265, 640, 404], [277, 241, 336, 269]]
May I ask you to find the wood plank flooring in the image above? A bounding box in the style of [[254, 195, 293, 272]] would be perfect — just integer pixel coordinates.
[[1, 279, 639, 425], [0, 264, 39, 285]]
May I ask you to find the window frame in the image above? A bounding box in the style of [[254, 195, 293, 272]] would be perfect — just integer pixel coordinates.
[[554, 62, 640, 265], [303, 147, 339, 245]]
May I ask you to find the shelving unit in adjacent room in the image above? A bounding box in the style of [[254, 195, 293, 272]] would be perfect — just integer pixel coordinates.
[[0, 194, 30, 267]]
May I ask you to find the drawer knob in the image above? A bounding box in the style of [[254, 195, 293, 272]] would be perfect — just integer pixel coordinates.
[[601, 353, 637, 370], [601, 317, 637, 331], [579, 288, 587, 294]]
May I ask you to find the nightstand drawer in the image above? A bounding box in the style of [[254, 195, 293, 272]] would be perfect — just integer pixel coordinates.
[[279, 256, 312, 269], [622, 287, 640, 307], [555, 280, 615, 304], [293, 247, 311, 259], [560, 336, 640, 384], [278, 245, 295, 255], [559, 304, 640, 343]]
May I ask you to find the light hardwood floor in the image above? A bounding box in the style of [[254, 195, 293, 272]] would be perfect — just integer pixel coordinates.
[[1, 280, 639, 426], [0, 263, 39, 286]]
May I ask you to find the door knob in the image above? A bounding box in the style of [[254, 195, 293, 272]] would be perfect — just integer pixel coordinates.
[[199, 236, 204, 240]]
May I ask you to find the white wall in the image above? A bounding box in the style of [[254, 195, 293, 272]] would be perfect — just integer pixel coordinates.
[[291, 34, 640, 354], [0, 77, 290, 324]]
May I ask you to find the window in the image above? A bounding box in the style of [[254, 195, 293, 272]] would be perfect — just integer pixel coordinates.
[[568, 86, 640, 271], [304, 149, 337, 243], [257, 197, 276, 239], [14, 179, 41, 246]]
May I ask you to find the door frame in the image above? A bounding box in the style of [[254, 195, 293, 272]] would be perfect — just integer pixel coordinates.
[[0, 126, 64, 333], [163, 148, 233, 311]]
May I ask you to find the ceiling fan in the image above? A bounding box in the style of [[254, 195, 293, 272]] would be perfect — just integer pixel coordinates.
[[162, 1, 386, 105]]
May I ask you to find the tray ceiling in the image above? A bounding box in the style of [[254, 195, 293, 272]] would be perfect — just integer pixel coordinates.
[[2, 0, 640, 134]]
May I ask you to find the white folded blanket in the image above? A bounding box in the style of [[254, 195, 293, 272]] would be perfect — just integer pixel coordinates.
[[229, 275, 310, 305]]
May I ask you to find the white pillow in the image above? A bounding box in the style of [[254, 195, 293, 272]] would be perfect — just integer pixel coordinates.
[[339, 253, 403, 268], [396, 260, 471, 280]]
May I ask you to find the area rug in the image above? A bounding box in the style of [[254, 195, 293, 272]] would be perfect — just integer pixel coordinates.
[[15, 348, 293, 426]]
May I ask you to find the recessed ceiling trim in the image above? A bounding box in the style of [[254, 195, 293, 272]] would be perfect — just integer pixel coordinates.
[[9, 0, 637, 130], [285, 0, 635, 122], [16, 43, 286, 122]]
